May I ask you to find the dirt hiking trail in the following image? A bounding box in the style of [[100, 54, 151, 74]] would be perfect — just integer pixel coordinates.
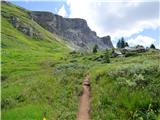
[[77, 75, 91, 120]]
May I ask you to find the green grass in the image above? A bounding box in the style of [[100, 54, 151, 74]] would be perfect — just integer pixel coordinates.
[[1, 2, 78, 120], [89, 51, 160, 120], [1, 2, 160, 120], [2, 104, 45, 120]]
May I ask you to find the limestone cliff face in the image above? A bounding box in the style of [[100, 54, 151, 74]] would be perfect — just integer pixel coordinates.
[[100, 36, 114, 48], [30, 11, 114, 50]]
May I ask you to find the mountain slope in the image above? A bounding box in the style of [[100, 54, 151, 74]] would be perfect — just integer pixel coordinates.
[[1, 1, 69, 50], [1, 2, 80, 120]]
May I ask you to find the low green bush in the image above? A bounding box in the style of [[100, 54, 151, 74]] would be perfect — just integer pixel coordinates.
[[125, 52, 138, 57]]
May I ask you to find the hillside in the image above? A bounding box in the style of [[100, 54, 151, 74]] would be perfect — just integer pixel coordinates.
[[1, 1, 160, 120], [1, 1, 75, 119]]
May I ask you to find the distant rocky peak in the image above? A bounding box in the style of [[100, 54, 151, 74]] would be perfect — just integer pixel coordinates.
[[100, 36, 114, 48]]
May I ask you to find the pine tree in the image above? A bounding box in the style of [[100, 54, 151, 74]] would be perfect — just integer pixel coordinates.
[[121, 37, 125, 48], [150, 44, 156, 49], [93, 44, 98, 53], [116, 37, 129, 48], [117, 40, 121, 48]]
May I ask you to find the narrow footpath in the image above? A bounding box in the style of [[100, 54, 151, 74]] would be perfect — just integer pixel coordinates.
[[77, 75, 91, 120]]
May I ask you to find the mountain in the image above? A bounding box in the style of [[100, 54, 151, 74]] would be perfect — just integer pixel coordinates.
[[1, 1, 69, 52], [2, 1, 113, 51], [30, 11, 114, 50]]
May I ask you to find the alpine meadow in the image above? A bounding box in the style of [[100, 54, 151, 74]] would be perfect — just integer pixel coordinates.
[[1, 1, 160, 120]]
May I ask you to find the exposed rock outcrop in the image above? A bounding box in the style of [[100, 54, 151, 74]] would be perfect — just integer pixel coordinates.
[[10, 16, 42, 39], [1, 6, 42, 39], [30, 11, 114, 50]]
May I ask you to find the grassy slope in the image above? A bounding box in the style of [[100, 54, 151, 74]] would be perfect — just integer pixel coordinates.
[[66, 50, 160, 119], [1, 2, 81, 120], [89, 51, 160, 120], [1, 2, 160, 120]]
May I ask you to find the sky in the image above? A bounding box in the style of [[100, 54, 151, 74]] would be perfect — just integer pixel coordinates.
[[9, 0, 160, 48]]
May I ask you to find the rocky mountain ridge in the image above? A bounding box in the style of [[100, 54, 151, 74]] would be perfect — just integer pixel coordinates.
[[30, 11, 114, 50]]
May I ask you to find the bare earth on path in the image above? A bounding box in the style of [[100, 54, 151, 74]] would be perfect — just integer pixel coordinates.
[[77, 75, 91, 120]]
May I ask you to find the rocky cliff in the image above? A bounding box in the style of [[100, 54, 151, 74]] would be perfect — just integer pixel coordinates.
[[30, 11, 114, 50]]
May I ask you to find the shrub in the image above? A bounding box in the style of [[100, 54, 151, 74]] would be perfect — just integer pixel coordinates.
[[54, 63, 89, 85], [93, 44, 98, 53], [1, 74, 8, 81], [132, 74, 149, 87], [103, 49, 110, 63], [1, 98, 16, 109], [125, 52, 138, 57], [15, 94, 25, 103]]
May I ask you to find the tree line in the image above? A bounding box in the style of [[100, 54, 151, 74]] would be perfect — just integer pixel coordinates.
[[116, 37, 156, 49], [93, 37, 156, 53]]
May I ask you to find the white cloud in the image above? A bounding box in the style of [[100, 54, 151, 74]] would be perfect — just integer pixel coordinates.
[[57, 5, 67, 17], [127, 35, 156, 47], [67, 0, 159, 40]]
